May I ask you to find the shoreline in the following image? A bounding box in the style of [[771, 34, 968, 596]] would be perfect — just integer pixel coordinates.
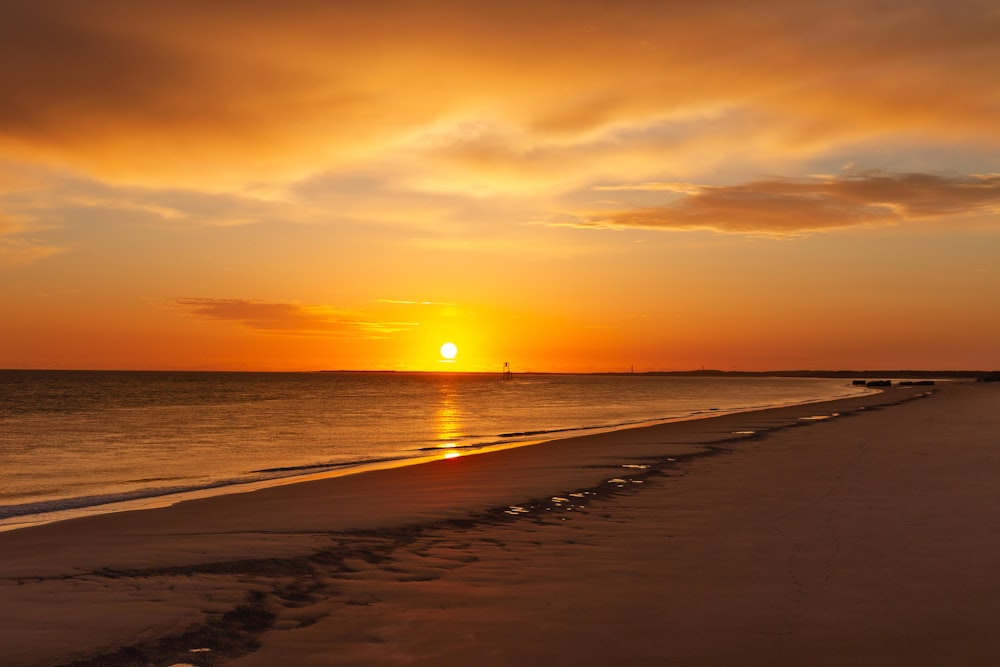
[[0, 380, 875, 533], [3, 382, 997, 665]]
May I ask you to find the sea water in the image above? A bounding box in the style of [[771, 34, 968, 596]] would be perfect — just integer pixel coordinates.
[[0, 370, 867, 529]]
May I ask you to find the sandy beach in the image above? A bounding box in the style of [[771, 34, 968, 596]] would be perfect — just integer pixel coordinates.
[[2, 381, 999, 666]]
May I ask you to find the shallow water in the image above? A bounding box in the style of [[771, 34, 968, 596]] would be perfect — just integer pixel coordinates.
[[0, 370, 867, 528]]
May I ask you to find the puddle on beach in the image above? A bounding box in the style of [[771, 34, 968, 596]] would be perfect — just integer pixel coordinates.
[[798, 413, 839, 421], [507, 490, 599, 517]]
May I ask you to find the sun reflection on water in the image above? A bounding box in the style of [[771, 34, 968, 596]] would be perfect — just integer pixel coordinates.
[[435, 378, 463, 458]]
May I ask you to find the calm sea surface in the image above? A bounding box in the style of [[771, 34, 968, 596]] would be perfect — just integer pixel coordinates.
[[0, 370, 867, 529]]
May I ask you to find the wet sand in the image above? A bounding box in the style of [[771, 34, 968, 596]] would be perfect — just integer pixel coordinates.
[[1, 382, 999, 665]]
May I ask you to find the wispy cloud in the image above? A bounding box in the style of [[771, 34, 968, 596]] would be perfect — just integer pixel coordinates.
[[0, 212, 65, 267], [0, 236, 66, 268], [376, 298, 458, 306], [172, 298, 417, 338], [0, 169, 317, 244], [581, 172, 1000, 235], [58, 178, 310, 227], [594, 183, 704, 194]]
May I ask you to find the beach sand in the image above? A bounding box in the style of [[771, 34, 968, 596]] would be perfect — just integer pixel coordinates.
[[2, 382, 999, 666]]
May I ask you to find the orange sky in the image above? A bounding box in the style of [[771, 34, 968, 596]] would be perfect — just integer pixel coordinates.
[[2, 0, 999, 372]]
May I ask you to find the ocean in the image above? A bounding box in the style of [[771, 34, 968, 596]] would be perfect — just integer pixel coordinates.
[[0, 370, 868, 530]]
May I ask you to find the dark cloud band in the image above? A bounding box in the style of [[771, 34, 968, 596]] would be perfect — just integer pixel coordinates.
[[586, 172, 1000, 234]]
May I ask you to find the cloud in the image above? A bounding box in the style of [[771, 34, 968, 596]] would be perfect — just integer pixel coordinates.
[[595, 182, 704, 194], [1, 0, 998, 256], [0, 211, 65, 267], [172, 298, 417, 338], [0, 236, 66, 268], [67, 186, 307, 227], [1, 0, 996, 190], [376, 299, 458, 307], [582, 172, 1000, 235], [1, 168, 317, 232]]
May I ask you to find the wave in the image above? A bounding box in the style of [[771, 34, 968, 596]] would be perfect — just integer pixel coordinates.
[[0, 455, 417, 522], [0, 482, 236, 521], [249, 455, 408, 474], [414, 409, 734, 452]]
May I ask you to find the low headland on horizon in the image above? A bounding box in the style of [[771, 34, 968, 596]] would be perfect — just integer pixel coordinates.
[[320, 368, 999, 380]]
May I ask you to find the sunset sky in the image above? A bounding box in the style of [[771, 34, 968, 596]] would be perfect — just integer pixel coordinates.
[[2, 0, 998, 372]]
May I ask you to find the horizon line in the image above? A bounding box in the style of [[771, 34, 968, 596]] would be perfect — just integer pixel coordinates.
[[2, 367, 995, 377]]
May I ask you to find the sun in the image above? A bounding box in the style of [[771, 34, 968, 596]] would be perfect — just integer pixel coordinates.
[[440, 342, 458, 360]]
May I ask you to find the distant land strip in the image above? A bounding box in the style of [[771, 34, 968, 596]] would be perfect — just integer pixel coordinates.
[[320, 369, 998, 379]]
